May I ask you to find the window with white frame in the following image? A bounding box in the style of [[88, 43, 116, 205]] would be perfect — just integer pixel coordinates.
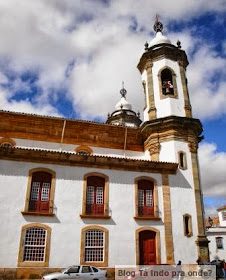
[[86, 176, 105, 215], [85, 230, 104, 262], [137, 180, 154, 216], [216, 237, 223, 249], [222, 211, 226, 221], [28, 172, 52, 213], [23, 227, 46, 261]]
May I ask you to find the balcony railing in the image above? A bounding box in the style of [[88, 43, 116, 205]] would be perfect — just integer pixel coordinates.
[[85, 203, 110, 216], [138, 205, 154, 216], [135, 204, 161, 220]]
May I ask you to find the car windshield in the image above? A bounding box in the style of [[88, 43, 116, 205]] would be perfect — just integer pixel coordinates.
[[61, 266, 80, 274]]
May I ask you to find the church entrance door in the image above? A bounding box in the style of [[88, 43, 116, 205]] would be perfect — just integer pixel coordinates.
[[139, 230, 156, 265]]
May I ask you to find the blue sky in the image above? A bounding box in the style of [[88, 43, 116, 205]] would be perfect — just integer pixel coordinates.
[[0, 0, 225, 216]]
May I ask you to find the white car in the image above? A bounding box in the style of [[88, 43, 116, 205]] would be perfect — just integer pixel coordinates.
[[41, 265, 107, 280]]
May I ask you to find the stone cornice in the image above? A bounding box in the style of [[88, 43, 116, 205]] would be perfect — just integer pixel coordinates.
[[137, 44, 189, 74], [0, 147, 178, 174], [141, 116, 203, 139]]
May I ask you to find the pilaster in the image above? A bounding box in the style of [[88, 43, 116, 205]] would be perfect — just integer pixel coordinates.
[[179, 63, 192, 118], [162, 174, 175, 264], [189, 140, 209, 262], [146, 62, 157, 119]]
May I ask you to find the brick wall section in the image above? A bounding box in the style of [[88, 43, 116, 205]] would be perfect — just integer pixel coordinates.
[[0, 111, 144, 151]]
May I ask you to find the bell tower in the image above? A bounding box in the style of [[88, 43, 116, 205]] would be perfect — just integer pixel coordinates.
[[139, 16, 209, 263], [138, 16, 192, 122]]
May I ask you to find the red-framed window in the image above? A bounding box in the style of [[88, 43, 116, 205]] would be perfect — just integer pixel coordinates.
[[138, 180, 154, 216], [23, 227, 46, 262], [86, 176, 105, 215], [28, 172, 52, 213]]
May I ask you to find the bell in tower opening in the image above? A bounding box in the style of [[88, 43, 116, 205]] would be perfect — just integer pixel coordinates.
[[161, 69, 174, 95]]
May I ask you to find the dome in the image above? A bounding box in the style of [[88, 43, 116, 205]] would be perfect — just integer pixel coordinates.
[[106, 85, 142, 128], [149, 31, 171, 47], [115, 96, 132, 110]]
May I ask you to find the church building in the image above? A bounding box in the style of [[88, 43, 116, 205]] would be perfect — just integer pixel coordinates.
[[0, 19, 209, 278]]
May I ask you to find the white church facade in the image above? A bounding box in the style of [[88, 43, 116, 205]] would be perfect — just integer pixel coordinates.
[[0, 19, 209, 278]]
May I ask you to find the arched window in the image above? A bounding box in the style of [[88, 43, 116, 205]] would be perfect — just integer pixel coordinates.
[[80, 226, 108, 267], [85, 229, 104, 262], [161, 69, 174, 95], [86, 176, 105, 215], [18, 223, 51, 267], [75, 145, 93, 156], [216, 237, 223, 249], [23, 168, 56, 216], [134, 178, 159, 220], [178, 151, 187, 170], [0, 142, 13, 148], [28, 172, 52, 212], [183, 214, 193, 237], [81, 173, 110, 219], [23, 227, 46, 261], [158, 67, 178, 99], [0, 137, 16, 148], [138, 180, 154, 216]]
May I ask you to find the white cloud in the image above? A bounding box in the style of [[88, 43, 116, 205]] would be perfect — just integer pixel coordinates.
[[187, 46, 226, 120], [0, 89, 60, 116], [199, 142, 226, 198], [0, 0, 225, 121], [198, 142, 226, 216]]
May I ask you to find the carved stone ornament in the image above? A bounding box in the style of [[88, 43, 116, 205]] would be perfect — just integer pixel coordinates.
[[149, 142, 160, 155], [188, 141, 198, 153]]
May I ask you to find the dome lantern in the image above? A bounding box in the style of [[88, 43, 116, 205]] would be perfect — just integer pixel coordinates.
[[106, 84, 142, 128]]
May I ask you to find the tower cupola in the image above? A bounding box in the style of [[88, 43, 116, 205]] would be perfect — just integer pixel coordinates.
[[106, 84, 142, 128], [149, 17, 171, 47], [138, 16, 192, 122]]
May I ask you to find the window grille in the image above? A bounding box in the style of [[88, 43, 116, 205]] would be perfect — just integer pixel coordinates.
[[216, 237, 223, 249], [138, 189, 144, 206], [41, 183, 50, 201], [31, 182, 40, 201], [87, 186, 94, 204], [96, 187, 103, 204], [85, 230, 104, 262], [23, 227, 46, 261], [77, 150, 90, 156], [146, 190, 153, 206]]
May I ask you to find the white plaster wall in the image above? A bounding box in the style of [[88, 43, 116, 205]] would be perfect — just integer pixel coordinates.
[[160, 139, 199, 263], [152, 59, 186, 119], [93, 147, 147, 160], [0, 160, 169, 267], [207, 232, 226, 261], [169, 178, 199, 263], [7, 138, 147, 160], [219, 210, 226, 226], [160, 140, 193, 186]]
